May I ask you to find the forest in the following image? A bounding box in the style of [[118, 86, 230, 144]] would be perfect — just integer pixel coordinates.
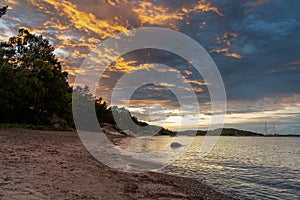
[[0, 6, 173, 135]]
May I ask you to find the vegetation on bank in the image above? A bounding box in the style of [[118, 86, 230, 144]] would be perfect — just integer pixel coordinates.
[[0, 6, 173, 134], [0, 5, 7, 18], [0, 28, 154, 132], [0, 29, 73, 126]]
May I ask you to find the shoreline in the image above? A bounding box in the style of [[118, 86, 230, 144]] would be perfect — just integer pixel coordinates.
[[0, 128, 236, 200]]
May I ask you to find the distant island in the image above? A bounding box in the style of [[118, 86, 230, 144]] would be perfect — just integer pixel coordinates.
[[177, 128, 264, 137], [158, 127, 300, 137]]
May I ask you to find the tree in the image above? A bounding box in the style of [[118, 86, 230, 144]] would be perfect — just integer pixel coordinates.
[[72, 86, 115, 126], [0, 6, 8, 18], [0, 29, 71, 125]]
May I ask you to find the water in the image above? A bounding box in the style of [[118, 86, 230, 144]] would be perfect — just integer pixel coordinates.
[[121, 136, 300, 199]]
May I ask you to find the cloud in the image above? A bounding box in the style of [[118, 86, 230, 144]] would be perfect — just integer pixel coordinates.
[[245, 0, 271, 13]]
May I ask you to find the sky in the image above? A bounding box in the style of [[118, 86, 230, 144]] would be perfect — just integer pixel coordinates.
[[0, 0, 300, 134]]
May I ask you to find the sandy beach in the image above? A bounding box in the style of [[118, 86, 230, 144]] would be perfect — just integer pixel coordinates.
[[0, 129, 235, 200]]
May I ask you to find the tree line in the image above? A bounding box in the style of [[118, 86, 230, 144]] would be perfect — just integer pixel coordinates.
[[0, 7, 112, 128], [0, 6, 174, 135], [0, 27, 132, 128]]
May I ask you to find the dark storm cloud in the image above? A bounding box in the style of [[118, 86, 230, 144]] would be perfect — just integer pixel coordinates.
[[190, 0, 300, 100]]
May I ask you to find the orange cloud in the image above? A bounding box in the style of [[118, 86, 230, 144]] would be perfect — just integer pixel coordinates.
[[153, 83, 176, 87], [210, 48, 242, 59], [1, 0, 228, 85], [193, 87, 204, 93], [108, 58, 159, 73], [41, 0, 128, 38], [211, 31, 242, 58], [63, 66, 87, 76], [132, 1, 184, 28], [210, 47, 229, 53], [192, 0, 224, 16], [225, 52, 242, 59], [183, 70, 192, 75], [125, 99, 179, 109], [132, 0, 223, 28], [184, 79, 207, 86]]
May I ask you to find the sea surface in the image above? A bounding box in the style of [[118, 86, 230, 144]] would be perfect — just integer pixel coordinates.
[[121, 136, 300, 200]]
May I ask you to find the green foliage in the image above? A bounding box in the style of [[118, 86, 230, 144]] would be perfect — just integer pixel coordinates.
[[72, 86, 174, 135], [72, 85, 116, 131], [0, 28, 175, 134], [0, 5, 8, 18], [0, 29, 72, 126], [158, 127, 175, 136], [95, 97, 115, 124]]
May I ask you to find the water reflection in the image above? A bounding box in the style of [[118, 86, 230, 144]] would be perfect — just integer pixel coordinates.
[[121, 136, 300, 199]]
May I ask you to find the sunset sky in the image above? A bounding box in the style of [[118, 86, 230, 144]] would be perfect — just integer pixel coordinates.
[[1, 0, 299, 134]]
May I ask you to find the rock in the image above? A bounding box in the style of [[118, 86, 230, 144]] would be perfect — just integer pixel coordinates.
[[53, 123, 60, 128], [102, 123, 131, 137], [170, 142, 183, 148]]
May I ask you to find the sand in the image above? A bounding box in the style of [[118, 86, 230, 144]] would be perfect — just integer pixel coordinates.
[[0, 129, 236, 200]]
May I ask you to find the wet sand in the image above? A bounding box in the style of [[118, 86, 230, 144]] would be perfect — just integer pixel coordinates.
[[0, 129, 236, 200]]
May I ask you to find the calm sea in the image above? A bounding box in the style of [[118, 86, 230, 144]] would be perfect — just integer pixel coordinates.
[[121, 136, 300, 200]]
